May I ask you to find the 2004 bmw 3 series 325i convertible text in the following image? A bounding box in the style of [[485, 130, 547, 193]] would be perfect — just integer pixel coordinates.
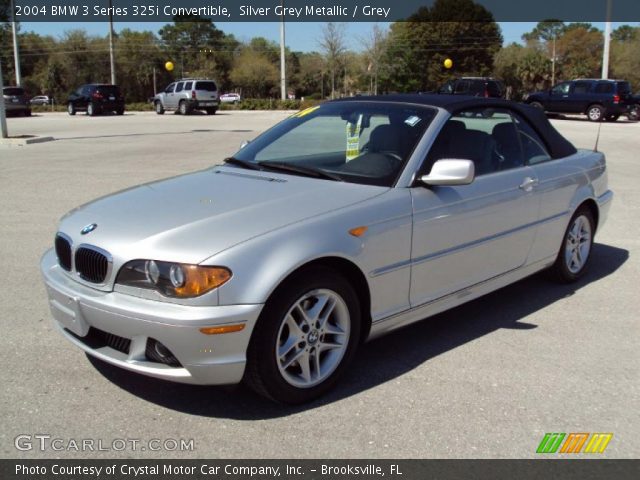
[[41, 95, 613, 403]]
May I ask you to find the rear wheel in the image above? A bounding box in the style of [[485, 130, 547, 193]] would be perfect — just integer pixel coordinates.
[[529, 101, 544, 110], [154, 101, 165, 115], [87, 103, 97, 116], [67, 103, 76, 116], [587, 104, 604, 122], [549, 207, 595, 283], [628, 104, 639, 121], [245, 266, 361, 404], [178, 101, 189, 115]]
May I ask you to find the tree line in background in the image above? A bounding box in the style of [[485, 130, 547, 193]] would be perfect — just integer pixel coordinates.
[[1, 0, 639, 104]]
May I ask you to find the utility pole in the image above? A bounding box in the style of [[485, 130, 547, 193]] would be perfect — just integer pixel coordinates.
[[601, 0, 612, 79], [10, 0, 21, 86], [279, 0, 286, 100], [0, 60, 9, 138], [551, 35, 556, 86], [108, 0, 116, 84]]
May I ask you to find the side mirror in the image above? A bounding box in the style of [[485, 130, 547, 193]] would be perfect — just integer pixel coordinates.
[[420, 159, 475, 186]]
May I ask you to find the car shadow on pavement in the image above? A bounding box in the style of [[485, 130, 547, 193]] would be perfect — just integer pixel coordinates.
[[88, 242, 628, 418]]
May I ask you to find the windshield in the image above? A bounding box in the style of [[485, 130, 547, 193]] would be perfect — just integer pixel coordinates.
[[232, 102, 435, 186]]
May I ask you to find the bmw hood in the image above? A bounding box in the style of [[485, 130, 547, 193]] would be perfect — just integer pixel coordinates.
[[57, 166, 386, 265]]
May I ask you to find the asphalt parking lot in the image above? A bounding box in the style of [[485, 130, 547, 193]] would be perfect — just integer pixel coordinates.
[[0, 111, 638, 459]]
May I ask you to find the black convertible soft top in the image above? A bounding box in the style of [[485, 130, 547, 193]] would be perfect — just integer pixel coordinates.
[[335, 94, 578, 159]]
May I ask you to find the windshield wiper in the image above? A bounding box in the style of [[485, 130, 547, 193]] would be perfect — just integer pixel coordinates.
[[258, 161, 344, 182], [223, 157, 261, 170]]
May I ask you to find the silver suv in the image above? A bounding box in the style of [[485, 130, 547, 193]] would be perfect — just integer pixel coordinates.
[[153, 79, 219, 115]]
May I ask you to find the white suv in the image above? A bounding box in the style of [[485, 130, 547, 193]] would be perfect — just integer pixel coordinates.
[[153, 79, 219, 115]]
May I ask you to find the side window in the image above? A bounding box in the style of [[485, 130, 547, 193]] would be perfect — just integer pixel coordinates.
[[165, 83, 175, 94], [595, 82, 614, 94], [422, 108, 524, 177], [184, 81, 193, 90], [454, 81, 469, 94], [552, 83, 570, 95], [512, 114, 551, 165], [439, 81, 453, 94], [175, 82, 185, 93], [573, 81, 591, 94]]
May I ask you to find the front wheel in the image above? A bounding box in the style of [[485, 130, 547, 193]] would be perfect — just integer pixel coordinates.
[[67, 103, 76, 116], [549, 207, 595, 283], [245, 267, 361, 404], [154, 101, 165, 115]]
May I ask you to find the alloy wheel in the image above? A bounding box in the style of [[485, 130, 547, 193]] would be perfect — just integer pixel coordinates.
[[275, 289, 350, 388], [564, 214, 592, 274]]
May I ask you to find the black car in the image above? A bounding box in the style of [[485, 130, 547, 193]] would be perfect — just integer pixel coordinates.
[[3, 86, 31, 116], [525, 79, 633, 122], [67, 84, 125, 116], [437, 77, 506, 98], [628, 94, 640, 121]]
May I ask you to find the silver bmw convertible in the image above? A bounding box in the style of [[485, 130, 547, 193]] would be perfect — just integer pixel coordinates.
[[41, 95, 613, 403]]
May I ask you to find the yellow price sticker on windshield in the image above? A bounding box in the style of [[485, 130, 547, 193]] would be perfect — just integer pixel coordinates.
[[292, 106, 320, 118]]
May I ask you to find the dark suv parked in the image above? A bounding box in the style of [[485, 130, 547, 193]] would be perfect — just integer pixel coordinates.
[[525, 79, 633, 122], [437, 77, 506, 98], [3, 86, 31, 116], [67, 84, 125, 116]]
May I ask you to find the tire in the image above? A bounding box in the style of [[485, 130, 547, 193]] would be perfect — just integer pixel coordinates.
[[245, 266, 361, 404], [24, 109, 32, 117], [205, 108, 217, 115], [628, 104, 639, 121], [87, 103, 97, 117], [529, 101, 544, 110], [154, 101, 165, 115], [586, 104, 604, 122], [605, 114, 619, 122], [67, 103, 76, 116], [116, 108, 124, 115], [549, 207, 595, 283], [178, 101, 189, 115]]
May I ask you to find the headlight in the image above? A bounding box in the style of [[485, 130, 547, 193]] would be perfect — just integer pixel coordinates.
[[117, 260, 231, 298]]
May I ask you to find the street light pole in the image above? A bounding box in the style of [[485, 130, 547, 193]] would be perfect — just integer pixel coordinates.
[[279, 0, 286, 100], [108, 0, 116, 84], [0, 60, 9, 138], [601, 0, 612, 79], [10, 0, 22, 86]]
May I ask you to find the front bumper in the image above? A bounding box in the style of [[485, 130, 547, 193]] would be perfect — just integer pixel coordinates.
[[40, 249, 263, 385]]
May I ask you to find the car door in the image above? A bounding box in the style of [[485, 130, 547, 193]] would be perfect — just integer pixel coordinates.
[[568, 81, 592, 113], [163, 83, 177, 109], [409, 107, 540, 306], [547, 82, 571, 111]]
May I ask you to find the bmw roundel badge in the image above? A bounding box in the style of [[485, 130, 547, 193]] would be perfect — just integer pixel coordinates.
[[81, 223, 98, 235]]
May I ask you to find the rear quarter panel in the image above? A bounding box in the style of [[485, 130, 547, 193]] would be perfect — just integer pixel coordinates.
[[527, 149, 608, 264]]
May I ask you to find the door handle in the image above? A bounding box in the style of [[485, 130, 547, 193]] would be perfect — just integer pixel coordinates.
[[519, 177, 538, 192]]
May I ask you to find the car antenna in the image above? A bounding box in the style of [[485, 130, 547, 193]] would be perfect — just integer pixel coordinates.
[[594, 120, 603, 152]]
